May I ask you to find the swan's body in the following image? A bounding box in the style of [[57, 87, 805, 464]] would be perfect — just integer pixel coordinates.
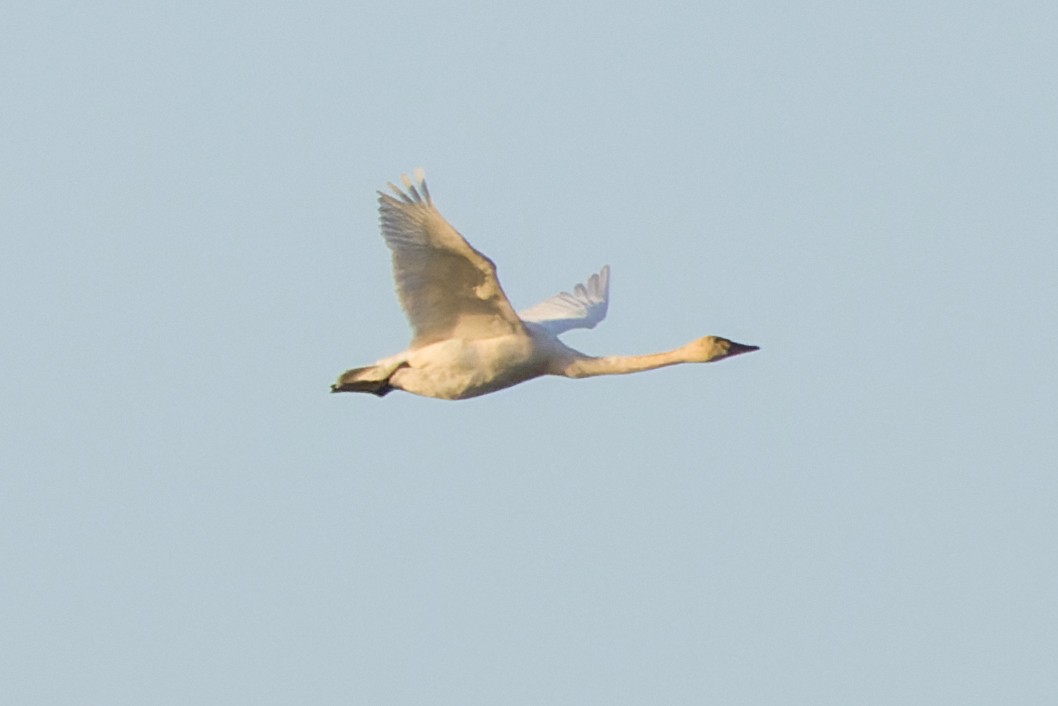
[[332, 170, 757, 400]]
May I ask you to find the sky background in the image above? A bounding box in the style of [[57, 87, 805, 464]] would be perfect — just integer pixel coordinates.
[[3, 1, 1057, 704]]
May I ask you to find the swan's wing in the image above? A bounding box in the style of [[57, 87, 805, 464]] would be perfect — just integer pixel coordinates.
[[519, 266, 610, 336], [377, 170, 524, 348]]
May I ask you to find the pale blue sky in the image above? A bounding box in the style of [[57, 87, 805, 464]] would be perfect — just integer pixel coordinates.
[[3, 1, 1057, 704]]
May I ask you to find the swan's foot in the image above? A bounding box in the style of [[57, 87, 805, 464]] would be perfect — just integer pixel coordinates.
[[330, 377, 394, 397], [330, 362, 408, 397]]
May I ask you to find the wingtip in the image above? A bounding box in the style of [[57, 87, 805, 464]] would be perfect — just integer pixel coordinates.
[[389, 168, 430, 205], [385, 181, 409, 202], [594, 265, 611, 298], [400, 167, 426, 186]]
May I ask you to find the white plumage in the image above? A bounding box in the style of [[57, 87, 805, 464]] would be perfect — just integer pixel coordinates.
[[519, 266, 610, 336], [332, 170, 757, 400]]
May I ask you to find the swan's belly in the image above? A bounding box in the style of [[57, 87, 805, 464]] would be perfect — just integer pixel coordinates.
[[390, 335, 547, 400]]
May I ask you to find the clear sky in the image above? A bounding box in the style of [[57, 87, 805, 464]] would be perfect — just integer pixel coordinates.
[[3, 2, 1057, 704]]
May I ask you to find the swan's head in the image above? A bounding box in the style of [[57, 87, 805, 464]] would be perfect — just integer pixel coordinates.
[[687, 336, 760, 363]]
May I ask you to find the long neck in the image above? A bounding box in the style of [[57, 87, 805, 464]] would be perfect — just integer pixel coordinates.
[[560, 347, 692, 379]]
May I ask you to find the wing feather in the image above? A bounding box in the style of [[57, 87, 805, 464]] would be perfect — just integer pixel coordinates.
[[519, 266, 610, 336], [377, 171, 524, 348]]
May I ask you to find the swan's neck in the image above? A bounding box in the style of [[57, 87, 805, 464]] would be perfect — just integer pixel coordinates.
[[556, 336, 756, 379], [561, 347, 692, 379]]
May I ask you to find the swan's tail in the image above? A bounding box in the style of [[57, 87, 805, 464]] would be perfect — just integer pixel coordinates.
[[331, 365, 395, 397]]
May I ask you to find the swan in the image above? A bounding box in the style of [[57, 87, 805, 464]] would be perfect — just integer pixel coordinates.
[[331, 169, 758, 400]]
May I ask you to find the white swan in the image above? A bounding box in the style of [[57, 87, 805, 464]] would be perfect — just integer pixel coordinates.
[[332, 170, 758, 400]]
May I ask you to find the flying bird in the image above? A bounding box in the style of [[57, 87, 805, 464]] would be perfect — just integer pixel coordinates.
[[332, 170, 758, 400]]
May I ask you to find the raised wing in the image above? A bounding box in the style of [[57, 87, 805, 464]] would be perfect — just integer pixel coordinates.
[[377, 170, 524, 348], [519, 266, 610, 336]]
